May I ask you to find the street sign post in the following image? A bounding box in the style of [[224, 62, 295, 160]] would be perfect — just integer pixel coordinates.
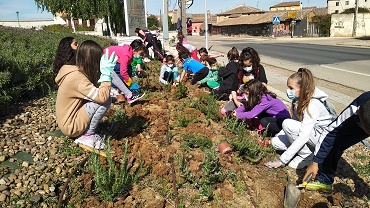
[[272, 16, 280, 25]]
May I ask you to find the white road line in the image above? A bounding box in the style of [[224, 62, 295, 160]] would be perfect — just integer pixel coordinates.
[[320, 65, 370, 77]]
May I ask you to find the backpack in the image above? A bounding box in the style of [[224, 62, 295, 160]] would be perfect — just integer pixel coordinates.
[[317, 99, 338, 121]]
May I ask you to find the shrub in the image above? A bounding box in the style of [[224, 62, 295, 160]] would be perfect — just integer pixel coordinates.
[[89, 139, 142, 202], [0, 26, 116, 109], [192, 94, 222, 121], [181, 133, 213, 151]]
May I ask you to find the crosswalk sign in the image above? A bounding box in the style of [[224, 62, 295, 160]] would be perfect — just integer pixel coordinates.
[[272, 16, 280, 24]]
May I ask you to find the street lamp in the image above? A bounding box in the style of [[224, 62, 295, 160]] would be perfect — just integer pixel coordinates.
[[16, 11, 20, 27], [204, 0, 208, 50]]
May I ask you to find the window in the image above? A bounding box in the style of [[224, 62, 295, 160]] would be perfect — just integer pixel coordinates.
[[335, 10, 339, 13], [291, 6, 296, 10], [336, 2, 339, 6], [345, 1, 349, 5]]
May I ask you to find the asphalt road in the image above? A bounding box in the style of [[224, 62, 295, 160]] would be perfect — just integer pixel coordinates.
[[187, 36, 370, 92]]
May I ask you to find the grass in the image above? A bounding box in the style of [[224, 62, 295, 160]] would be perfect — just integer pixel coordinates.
[[181, 133, 213, 151], [192, 94, 222, 122], [176, 112, 198, 127], [88, 138, 142, 202], [59, 137, 83, 156], [353, 154, 370, 177]]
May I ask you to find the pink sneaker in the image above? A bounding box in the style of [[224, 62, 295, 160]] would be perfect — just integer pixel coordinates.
[[220, 107, 227, 116], [74, 134, 105, 149]]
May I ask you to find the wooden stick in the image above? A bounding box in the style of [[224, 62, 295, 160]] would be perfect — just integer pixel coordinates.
[[79, 144, 107, 157]]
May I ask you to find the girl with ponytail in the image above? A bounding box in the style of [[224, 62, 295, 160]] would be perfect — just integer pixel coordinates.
[[265, 68, 333, 169]]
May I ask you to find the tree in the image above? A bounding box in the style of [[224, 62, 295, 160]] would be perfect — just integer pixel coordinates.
[[312, 14, 331, 37], [34, 0, 125, 35], [168, 15, 173, 30], [341, 7, 370, 14], [147, 15, 159, 29]]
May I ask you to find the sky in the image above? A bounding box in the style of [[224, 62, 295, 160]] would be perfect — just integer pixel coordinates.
[[146, 0, 328, 15], [0, 0, 327, 20], [0, 0, 53, 20]]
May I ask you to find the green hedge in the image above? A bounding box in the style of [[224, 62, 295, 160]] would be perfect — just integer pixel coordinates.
[[0, 26, 116, 109]]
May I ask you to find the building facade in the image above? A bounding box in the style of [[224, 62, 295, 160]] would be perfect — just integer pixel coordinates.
[[328, 0, 370, 14], [270, 1, 301, 11]]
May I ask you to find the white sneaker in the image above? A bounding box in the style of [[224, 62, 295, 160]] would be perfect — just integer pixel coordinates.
[[288, 154, 314, 169], [74, 134, 105, 150]]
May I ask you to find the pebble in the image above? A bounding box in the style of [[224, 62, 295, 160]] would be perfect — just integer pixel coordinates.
[[21, 161, 29, 167], [0, 193, 6, 202], [0, 155, 5, 162], [0, 179, 6, 185], [0, 185, 7, 191], [29, 194, 41, 203]]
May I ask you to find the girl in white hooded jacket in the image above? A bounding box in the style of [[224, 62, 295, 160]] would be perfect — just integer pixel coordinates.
[[265, 68, 333, 169]]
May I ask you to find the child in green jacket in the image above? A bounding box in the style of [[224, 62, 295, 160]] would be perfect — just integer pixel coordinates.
[[198, 57, 222, 89]]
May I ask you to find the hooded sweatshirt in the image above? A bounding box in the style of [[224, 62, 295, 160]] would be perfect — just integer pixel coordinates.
[[279, 87, 333, 164], [104, 45, 133, 82], [55, 65, 111, 137], [234, 94, 290, 120]]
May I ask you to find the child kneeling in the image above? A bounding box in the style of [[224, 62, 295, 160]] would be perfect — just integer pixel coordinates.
[[159, 55, 179, 84]]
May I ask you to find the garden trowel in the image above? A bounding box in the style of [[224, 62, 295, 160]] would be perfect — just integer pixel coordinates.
[[284, 173, 312, 208]]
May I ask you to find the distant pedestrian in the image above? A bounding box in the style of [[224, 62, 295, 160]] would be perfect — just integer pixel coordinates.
[[135, 27, 164, 60], [265, 68, 333, 169]]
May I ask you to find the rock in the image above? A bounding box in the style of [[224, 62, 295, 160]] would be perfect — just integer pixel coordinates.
[[21, 161, 29, 167], [0, 179, 6, 185], [0, 185, 7, 191], [56, 167, 61, 174], [0, 155, 5, 162], [29, 194, 41, 203], [49, 186, 55, 192], [14, 190, 21, 196], [43, 184, 49, 192], [0, 193, 6, 202]]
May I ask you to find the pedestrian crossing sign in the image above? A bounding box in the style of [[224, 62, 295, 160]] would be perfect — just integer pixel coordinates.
[[272, 16, 280, 25]]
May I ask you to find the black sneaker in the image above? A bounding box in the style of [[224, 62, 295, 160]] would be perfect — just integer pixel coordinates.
[[127, 92, 145, 104]]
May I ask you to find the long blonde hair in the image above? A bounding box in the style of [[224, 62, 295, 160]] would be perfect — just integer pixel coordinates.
[[289, 68, 315, 121]]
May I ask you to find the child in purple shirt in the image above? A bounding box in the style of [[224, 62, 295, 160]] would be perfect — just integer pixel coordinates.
[[233, 80, 290, 138]]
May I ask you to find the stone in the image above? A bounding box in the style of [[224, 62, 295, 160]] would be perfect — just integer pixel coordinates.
[[0, 193, 6, 202], [49, 186, 55, 192], [55, 167, 61, 174], [21, 161, 29, 167], [0, 179, 6, 185], [29, 194, 41, 203], [14, 190, 21, 196], [0, 155, 5, 162], [0, 185, 7, 191]]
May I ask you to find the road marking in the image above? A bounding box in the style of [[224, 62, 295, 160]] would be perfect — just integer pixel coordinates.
[[320, 65, 370, 77]]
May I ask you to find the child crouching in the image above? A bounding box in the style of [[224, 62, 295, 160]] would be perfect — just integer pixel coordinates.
[[159, 55, 179, 85]]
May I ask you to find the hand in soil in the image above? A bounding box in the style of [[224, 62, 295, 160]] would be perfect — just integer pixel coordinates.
[[304, 162, 319, 181], [265, 158, 284, 168]]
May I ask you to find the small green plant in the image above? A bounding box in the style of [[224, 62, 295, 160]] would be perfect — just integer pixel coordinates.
[[198, 148, 224, 201], [231, 136, 264, 163], [176, 113, 198, 127], [181, 134, 213, 151], [173, 82, 188, 100], [353, 154, 370, 177], [176, 154, 197, 184], [89, 138, 142, 202], [193, 94, 222, 121], [59, 137, 83, 156]]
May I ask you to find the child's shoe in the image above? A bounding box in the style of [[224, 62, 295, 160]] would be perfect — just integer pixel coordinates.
[[74, 134, 105, 149], [220, 107, 227, 116], [305, 181, 332, 192], [127, 92, 145, 104]]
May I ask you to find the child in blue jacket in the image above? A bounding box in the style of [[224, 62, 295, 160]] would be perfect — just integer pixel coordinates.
[[179, 52, 209, 85]]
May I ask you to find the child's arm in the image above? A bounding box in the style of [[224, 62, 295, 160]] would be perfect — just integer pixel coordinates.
[[173, 67, 180, 82], [231, 91, 243, 108], [279, 103, 321, 164], [180, 70, 187, 82], [77, 77, 111, 105], [234, 101, 269, 120]]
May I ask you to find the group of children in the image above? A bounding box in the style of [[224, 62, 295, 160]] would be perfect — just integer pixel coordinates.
[[54, 33, 370, 193]]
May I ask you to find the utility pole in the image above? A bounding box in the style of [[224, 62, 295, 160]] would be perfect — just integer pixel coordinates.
[[16, 11, 20, 27], [163, 0, 169, 46], [181, 0, 187, 37], [353, 0, 359, 37], [204, 0, 208, 50]]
